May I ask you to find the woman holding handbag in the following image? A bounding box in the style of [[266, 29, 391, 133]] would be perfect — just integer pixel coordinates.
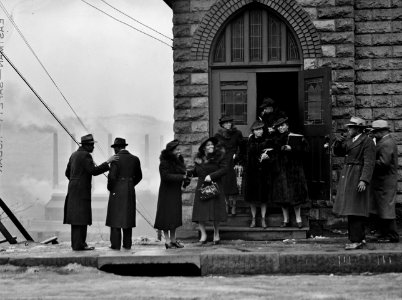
[[192, 137, 228, 244], [154, 139, 191, 249]]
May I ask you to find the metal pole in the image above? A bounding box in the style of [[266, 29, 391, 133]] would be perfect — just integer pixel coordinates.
[[53, 132, 59, 189]]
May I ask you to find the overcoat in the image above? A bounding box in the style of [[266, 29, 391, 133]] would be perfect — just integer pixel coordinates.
[[369, 134, 398, 219], [333, 134, 375, 217], [64, 147, 110, 225], [214, 127, 244, 195], [154, 151, 186, 230], [192, 151, 228, 223], [106, 150, 142, 228], [271, 131, 309, 206], [245, 134, 274, 204]]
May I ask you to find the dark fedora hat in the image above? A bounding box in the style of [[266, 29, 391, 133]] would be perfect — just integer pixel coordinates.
[[198, 136, 218, 153], [80, 134, 97, 144], [272, 117, 289, 128], [259, 97, 275, 109], [111, 137, 128, 148], [250, 120, 265, 131], [165, 139, 180, 151], [219, 115, 234, 125]]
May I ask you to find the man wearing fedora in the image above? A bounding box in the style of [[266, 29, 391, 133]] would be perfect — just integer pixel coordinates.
[[64, 134, 118, 251], [106, 137, 142, 250], [369, 120, 399, 243], [333, 117, 376, 250]]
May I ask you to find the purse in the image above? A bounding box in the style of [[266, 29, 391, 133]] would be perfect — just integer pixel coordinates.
[[199, 181, 220, 201]]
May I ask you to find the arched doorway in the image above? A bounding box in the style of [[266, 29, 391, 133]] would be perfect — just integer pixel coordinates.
[[209, 4, 332, 202]]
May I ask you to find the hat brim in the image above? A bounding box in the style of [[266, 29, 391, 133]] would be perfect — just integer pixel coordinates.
[[80, 141, 97, 144], [345, 123, 366, 127], [370, 127, 389, 131], [199, 136, 218, 152], [111, 143, 128, 148]]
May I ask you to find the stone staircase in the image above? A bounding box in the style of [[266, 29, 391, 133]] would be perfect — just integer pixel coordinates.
[[204, 197, 310, 241]]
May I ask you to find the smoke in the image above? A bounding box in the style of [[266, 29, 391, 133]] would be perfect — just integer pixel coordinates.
[[19, 176, 52, 205]]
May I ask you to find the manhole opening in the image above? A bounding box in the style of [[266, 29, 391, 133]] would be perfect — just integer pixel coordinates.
[[99, 263, 201, 277]]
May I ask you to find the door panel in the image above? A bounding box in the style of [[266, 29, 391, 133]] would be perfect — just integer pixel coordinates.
[[298, 68, 332, 201], [211, 71, 256, 136]]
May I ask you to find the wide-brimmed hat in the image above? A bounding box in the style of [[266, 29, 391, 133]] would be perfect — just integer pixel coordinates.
[[80, 134, 97, 145], [110, 137, 128, 148], [219, 115, 234, 125], [165, 139, 180, 151], [371, 120, 390, 131], [259, 97, 275, 109], [345, 116, 367, 127], [250, 120, 265, 131], [272, 117, 289, 128], [198, 136, 218, 153]]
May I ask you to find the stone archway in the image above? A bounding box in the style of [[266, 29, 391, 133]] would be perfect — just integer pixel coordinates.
[[191, 0, 322, 61]]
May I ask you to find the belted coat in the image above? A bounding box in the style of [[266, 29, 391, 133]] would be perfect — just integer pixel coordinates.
[[106, 150, 142, 228], [369, 134, 398, 219], [64, 147, 110, 225], [333, 134, 376, 217]]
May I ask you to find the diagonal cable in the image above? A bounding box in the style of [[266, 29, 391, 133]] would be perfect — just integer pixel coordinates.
[[80, 0, 173, 48], [98, 0, 173, 41]]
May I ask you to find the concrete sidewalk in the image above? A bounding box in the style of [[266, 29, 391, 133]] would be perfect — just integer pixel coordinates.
[[1, 237, 402, 275]]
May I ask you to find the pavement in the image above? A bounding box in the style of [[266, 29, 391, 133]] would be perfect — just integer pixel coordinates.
[[1, 236, 402, 275]]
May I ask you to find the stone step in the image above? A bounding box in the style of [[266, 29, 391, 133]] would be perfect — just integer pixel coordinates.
[[223, 213, 309, 228], [204, 226, 309, 241]]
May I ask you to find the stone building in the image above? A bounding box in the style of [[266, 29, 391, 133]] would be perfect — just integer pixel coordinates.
[[163, 0, 402, 239]]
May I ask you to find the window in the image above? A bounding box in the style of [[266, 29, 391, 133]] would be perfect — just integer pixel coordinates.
[[304, 78, 323, 125], [221, 81, 248, 125], [249, 10, 263, 61], [268, 16, 281, 61], [231, 16, 244, 62]]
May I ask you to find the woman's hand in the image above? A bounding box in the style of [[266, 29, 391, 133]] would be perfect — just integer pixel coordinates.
[[204, 175, 212, 182], [260, 153, 269, 161], [281, 145, 292, 151]]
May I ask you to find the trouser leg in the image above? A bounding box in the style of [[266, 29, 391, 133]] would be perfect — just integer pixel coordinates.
[[347, 215, 366, 243], [110, 227, 122, 250], [380, 219, 399, 242], [71, 225, 87, 250], [122, 228, 133, 249]]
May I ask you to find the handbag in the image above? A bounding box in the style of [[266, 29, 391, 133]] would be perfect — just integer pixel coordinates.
[[199, 181, 220, 201]]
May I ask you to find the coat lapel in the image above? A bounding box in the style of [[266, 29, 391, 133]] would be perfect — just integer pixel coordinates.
[[347, 134, 365, 152]]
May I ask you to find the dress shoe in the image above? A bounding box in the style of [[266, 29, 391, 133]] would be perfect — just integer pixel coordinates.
[[261, 219, 267, 229], [199, 240, 207, 245], [109, 246, 120, 251], [213, 239, 220, 245], [75, 246, 95, 251], [345, 242, 363, 250], [171, 241, 184, 248], [280, 222, 290, 228], [296, 222, 303, 229], [165, 242, 175, 249], [250, 218, 256, 228]]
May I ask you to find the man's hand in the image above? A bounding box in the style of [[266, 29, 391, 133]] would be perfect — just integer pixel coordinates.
[[107, 155, 119, 164], [357, 181, 366, 192]]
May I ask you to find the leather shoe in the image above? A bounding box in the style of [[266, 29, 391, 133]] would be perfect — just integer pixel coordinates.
[[345, 242, 363, 250], [213, 239, 220, 245], [75, 246, 95, 251], [296, 222, 303, 229], [171, 241, 184, 248], [199, 239, 207, 245], [165, 242, 174, 249], [280, 222, 290, 228]]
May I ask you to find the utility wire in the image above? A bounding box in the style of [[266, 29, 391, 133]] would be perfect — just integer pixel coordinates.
[[98, 0, 173, 41], [80, 0, 173, 49], [1, 51, 155, 229], [0, 0, 108, 158]]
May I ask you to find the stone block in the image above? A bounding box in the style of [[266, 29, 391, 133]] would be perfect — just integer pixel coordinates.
[[175, 132, 209, 144], [191, 73, 208, 85], [356, 8, 402, 21], [335, 0, 353, 4], [304, 58, 320, 69], [332, 69, 354, 82], [320, 32, 354, 44], [355, 46, 393, 58], [173, 0, 190, 13], [393, 95, 402, 107], [355, 84, 372, 95], [372, 58, 402, 70], [396, 122, 402, 132], [335, 44, 354, 57], [320, 57, 354, 69], [392, 21, 402, 32], [355, 35, 373, 46], [174, 74, 191, 86], [355, 21, 392, 34], [191, 121, 209, 132], [173, 37, 192, 49], [173, 24, 192, 38], [355, 108, 373, 119], [317, 6, 353, 19], [313, 20, 336, 32], [190, 24, 199, 36], [372, 33, 402, 46], [190, 0, 216, 12], [174, 121, 192, 134], [174, 97, 192, 109], [355, 96, 372, 108], [332, 82, 354, 95], [355, 0, 394, 9], [355, 59, 372, 71], [373, 108, 402, 119], [297, 0, 335, 6], [321, 45, 336, 57], [335, 19, 354, 31], [174, 61, 208, 73], [191, 97, 208, 108], [174, 48, 192, 62], [174, 107, 209, 121], [336, 95, 355, 106], [359, 95, 394, 107], [394, 132, 402, 144], [173, 12, 205, 25], [174, 85, 208, 97], [332, 107, 355, 117], [303, 7, 318, 20], [356, 71, 392, 84]]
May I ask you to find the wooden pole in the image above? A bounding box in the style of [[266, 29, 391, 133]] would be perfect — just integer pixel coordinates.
[[53, 132, 59, 189]]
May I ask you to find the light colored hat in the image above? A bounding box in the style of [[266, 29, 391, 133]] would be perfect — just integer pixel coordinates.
[[371, 120, 390, 131], [345, 116, 366, 127]]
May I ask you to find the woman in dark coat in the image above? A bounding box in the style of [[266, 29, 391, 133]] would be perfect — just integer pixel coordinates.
[[192, 137, 227, 244], [245, 120, 274, 228], [154, 140, 190, 249], [214, 115, 244, 216], [271, 117, 309, 228]]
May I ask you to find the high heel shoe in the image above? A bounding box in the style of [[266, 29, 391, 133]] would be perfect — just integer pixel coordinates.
[[171, 241, 184, 248]]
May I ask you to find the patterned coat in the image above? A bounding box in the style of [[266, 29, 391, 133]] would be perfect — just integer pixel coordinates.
[[214, 127, 244, 195], [106, 150, 142, 228], [333, 134, 375, 217], [154, 151, 186, 230], [369, 134, 398, 219], [192, 151, 228, 223], [64, 147, 109, 225]]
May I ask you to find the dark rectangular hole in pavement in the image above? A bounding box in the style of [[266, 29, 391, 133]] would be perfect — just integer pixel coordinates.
[[99, 263, 201, 277]]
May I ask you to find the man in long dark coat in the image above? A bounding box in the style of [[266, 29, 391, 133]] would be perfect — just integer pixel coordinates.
[[333, 117, 376, 250], [369, 120, 399, 243], [106, 137, 142, 250], [64, 134, 117, 251]]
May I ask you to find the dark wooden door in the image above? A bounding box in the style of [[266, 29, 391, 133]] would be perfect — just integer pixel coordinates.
[[298, 68, 332, 202], [211, 70, 257, 136]]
